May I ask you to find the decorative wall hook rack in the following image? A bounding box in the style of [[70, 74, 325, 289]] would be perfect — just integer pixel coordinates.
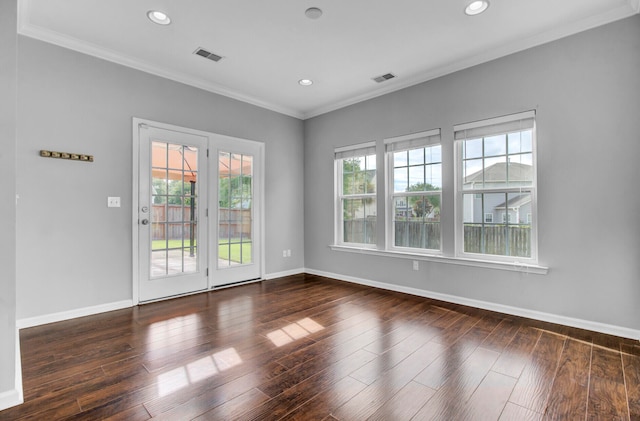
[[40, 150, 94, 162]]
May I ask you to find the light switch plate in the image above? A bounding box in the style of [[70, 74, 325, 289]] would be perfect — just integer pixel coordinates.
[[107, 197, 121, 208]]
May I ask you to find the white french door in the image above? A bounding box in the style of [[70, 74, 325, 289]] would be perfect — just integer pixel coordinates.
[[136, 124, 209, 302], [211, 135, 263, 287], [134, 119, 263, 303]]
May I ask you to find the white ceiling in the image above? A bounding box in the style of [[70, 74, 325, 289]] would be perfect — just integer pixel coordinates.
[[18, 0, 639, 119]]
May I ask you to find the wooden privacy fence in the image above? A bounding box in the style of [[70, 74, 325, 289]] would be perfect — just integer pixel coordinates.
[[152, 205, 251, 241], [344, 219, 531, 257], [464, 224, 531, 257], [219, 208, 252, 240], [394, 221, 440, 249], [343, 219, 377, 244]]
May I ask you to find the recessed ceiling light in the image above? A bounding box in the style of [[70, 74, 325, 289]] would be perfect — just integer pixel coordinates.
[[147, 10, 171, 25], [305, 7, 323, 19], [298, 79, 314, 86], [464, 0, 489, 16]]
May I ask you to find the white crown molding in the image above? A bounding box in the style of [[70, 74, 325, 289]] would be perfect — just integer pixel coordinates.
[[17, 0, 639, 121], [302, 3, 638, 119], [305, 268, 640, 341], [17, 3, 304, 120]]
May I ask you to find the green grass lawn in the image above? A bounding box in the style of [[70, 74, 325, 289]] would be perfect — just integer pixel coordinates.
[[152, 239, 251, 264], [218, 242, 252, 264]]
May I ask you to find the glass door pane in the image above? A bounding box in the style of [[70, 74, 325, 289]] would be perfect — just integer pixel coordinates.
[[151, 141, 199, 277], [218, 152, 253, 268]]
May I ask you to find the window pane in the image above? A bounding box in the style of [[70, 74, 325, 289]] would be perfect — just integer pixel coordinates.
[[463, 130, 534, 190], [394, 167, 408, 193], [342, 157, 376, 195], [426, 145, 441, 164], [484, 134, 506, 157], [408, 166, 424, 189], [484, 192, 506, 226], [152, 142, 168, 168], [463, 192, 532, 257], [426, 163, 442, 188], [483, 156, 507, 188], [183, 146, 198, 172], [464, 138, 482, 159], [507, 155, 533, 187], [394, 194, 440, 250], [463, 159, 483, 190], [364, 169, 377, 194], [342, 157, 357, 174], [365, 154, 376, 170], [459, 123, 535, 260], [394, 151, 407, 167], [482, 224, 507, 256], [463, 193, 482, 224], [521, 130, 533, 152], [509, 130, 534, 153], [342, 172, 354, 195], [393, 197, 410, 220], [392, 142, 442, 248], [408, 148, 424, 165], [343, 198, 376, 244], [507, 192, 532, 225]]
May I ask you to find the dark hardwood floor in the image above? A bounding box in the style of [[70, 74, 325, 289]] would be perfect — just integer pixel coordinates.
[[2, 273, 639, 420]]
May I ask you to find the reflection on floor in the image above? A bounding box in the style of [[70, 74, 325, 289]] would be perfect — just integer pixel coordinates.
[[5, 273, 640, 420]]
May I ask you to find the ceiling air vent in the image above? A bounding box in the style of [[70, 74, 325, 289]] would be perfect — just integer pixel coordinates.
[[373, 72, 396, 83], [193, 47, 223, 62]]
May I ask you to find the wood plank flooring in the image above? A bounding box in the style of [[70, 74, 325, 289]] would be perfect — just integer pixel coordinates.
[[2, 273, 639, 420]]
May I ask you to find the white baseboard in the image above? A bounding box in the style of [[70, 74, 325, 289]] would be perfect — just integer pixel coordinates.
[[0, 389, 22, 412], [305, 268, 640, 341], [264, 268, 305, 280], [14, 269, 639, 340], [0, 327, 23, 411], [17, 300, 133, 329]]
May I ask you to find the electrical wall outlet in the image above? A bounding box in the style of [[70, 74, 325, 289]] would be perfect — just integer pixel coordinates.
[[107, 197, 121, 208], [413, 260, 419, 271]]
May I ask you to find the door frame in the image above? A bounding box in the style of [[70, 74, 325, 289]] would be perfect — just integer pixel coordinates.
[[132, 118, 265, 305]]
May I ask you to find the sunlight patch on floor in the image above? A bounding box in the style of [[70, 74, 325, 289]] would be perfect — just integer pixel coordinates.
[[267, 317, 324, 347], [156, 347, 243, 397]]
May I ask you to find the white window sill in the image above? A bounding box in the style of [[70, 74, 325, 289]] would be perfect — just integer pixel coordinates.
[[329, 245, 548, 275]]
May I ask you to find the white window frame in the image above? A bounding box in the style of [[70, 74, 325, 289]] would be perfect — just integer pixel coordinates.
[[454, 110, 538, 264], [484, 213, 494, 223], [334, 141, 378, 248], [384, 129, 442, 254]]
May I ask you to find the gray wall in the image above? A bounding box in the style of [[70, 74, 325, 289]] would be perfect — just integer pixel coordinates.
[[0, 0, 17, 398], [304, 15, 640, 331], [16, 37, 305, 320]]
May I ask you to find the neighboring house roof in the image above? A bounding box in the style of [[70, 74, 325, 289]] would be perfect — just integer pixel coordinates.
[[464, 162, 532, 184], [495, 194, 531, 210]]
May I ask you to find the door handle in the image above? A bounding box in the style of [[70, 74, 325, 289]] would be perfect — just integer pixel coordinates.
[[141, 219, 149, 225]]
